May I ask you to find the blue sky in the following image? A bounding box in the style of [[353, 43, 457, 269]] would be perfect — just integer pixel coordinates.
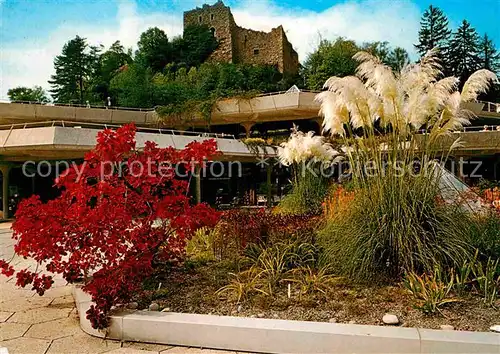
[[1, 0, 499, 99]]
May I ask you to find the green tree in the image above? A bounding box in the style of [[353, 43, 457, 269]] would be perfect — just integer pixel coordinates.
[[448, 20, 481, 83], [477, 34, 500, 102], [109, 63, 155, 108], [49, 36, 99, 104], [303, 38, 360, 90], [177, 25, 218, 67], [92, 41, 132, 104], [478, 34, 500, 73], [7, 86, 49, 103], [362, 41, 391, 62], [414, 5, 451, 60], [136, 27, 172, 73], [386, 47, 410, 72]]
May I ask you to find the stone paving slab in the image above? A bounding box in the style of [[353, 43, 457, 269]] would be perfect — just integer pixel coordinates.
[[0, 337, 51, 354], [0, 311, 13, 322], [7, 306, 73, 324], [0, 322, 30, 341], [24, 317, 82, 340], [0, 223, 237, 354], [121, 342, 173, 352], [106, 349, 159, 354], [46, 332, 122, 354]]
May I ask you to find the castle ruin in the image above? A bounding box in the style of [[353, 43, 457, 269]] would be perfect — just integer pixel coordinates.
[[183, 1, 299, 75]]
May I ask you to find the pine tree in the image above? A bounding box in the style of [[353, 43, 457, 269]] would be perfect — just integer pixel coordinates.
[[478, 34, 500, 73], [448, 20, 481, 84], [49, 36, 99, 104], [414, 5, 451, 71], [477, 34, 500, 102]]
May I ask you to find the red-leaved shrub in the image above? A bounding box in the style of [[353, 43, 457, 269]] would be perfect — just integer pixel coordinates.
[[216, 209, 320, 257], [0, 124, 220, 328]]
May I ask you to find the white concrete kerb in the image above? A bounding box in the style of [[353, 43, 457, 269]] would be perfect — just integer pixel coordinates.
[[72, 286, 500, 354]]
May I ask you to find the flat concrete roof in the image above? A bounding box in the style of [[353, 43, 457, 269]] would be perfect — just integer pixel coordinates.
[[1, 95, 498, 130], [426, 130, 500, 156], [0, 126, 275, 162], [0, 103, 157, 126], [0, 92, 321, 128]]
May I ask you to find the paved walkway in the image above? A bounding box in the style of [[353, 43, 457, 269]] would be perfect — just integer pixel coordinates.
[[0, 223, 237, 354]]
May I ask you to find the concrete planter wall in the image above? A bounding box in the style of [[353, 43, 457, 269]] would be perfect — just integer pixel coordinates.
[[73, 286, 499, 354]]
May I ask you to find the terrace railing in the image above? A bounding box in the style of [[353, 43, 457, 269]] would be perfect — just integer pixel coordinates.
[[0, 120, 237, 139], [478, 101, 500, 113]]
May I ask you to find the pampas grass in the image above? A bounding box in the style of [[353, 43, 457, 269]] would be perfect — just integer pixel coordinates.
[[316, 50, 498, 280]]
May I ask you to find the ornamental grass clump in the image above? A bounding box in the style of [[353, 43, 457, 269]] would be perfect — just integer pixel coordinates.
[[316, 50, 498, 280], [277, 127, 339, 214]]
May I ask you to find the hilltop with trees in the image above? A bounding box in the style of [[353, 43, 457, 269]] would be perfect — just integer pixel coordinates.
[[6, 5, 499, 112]]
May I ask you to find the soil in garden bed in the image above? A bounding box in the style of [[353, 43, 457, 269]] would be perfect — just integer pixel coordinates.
[[137, 261, 499, 332]]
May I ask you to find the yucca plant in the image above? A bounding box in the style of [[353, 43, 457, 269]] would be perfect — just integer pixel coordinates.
[[215, 268, 268, 303], [471, 257, 500, 307], [316, 50, 497, 279], [403, 266, 460, 314], [285, 266, 340, 298], [453, 257, 475, 297]]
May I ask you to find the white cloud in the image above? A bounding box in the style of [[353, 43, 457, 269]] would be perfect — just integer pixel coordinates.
[[0, 1, 182, 100], [0, 0, 421, 100], [231, 0, 420, 61]]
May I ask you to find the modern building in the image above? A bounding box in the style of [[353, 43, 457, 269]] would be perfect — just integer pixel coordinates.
[[0, 95, 499, 220]]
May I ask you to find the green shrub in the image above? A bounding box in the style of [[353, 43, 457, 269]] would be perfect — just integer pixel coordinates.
[[186, 226, 219, 263], [468, 213, 500, 260], [318, 173, 473, 281], [278, 170, 329, 215]]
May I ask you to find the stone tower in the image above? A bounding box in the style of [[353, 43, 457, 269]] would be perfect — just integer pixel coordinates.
[[183, 1, 299, 75]]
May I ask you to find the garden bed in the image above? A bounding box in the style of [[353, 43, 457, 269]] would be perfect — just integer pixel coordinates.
[[134, 262, 499, 332]]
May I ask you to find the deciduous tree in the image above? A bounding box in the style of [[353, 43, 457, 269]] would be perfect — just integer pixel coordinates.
[[386, 47, 410, 72], [92, 41, 132, 104], [303, 38, 359, 90], [0, 124, 220, 329], [7, 86, 49, 103], [177, 24, 218, 67], [136, 27, 172, 73]]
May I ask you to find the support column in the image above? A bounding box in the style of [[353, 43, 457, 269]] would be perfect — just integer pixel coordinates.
[[266, 163, 272, 208], [194, 165, 201, 204], [31, 175, 36, 196], [241, 122, 254, 138], [494, 154, 500, 181], [312, 118, 324, 134], [0, 165, 10, 220]]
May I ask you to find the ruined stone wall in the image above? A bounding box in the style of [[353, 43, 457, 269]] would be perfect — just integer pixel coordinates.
[[281, 29, 299, 76], [232, 26, 281, 70], [183, 1, 299, 74], [183, 1, 236, 63]]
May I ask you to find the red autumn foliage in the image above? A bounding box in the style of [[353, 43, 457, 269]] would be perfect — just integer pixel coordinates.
[[217, 209, 321, 254], [1, 123, 220, 329]]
